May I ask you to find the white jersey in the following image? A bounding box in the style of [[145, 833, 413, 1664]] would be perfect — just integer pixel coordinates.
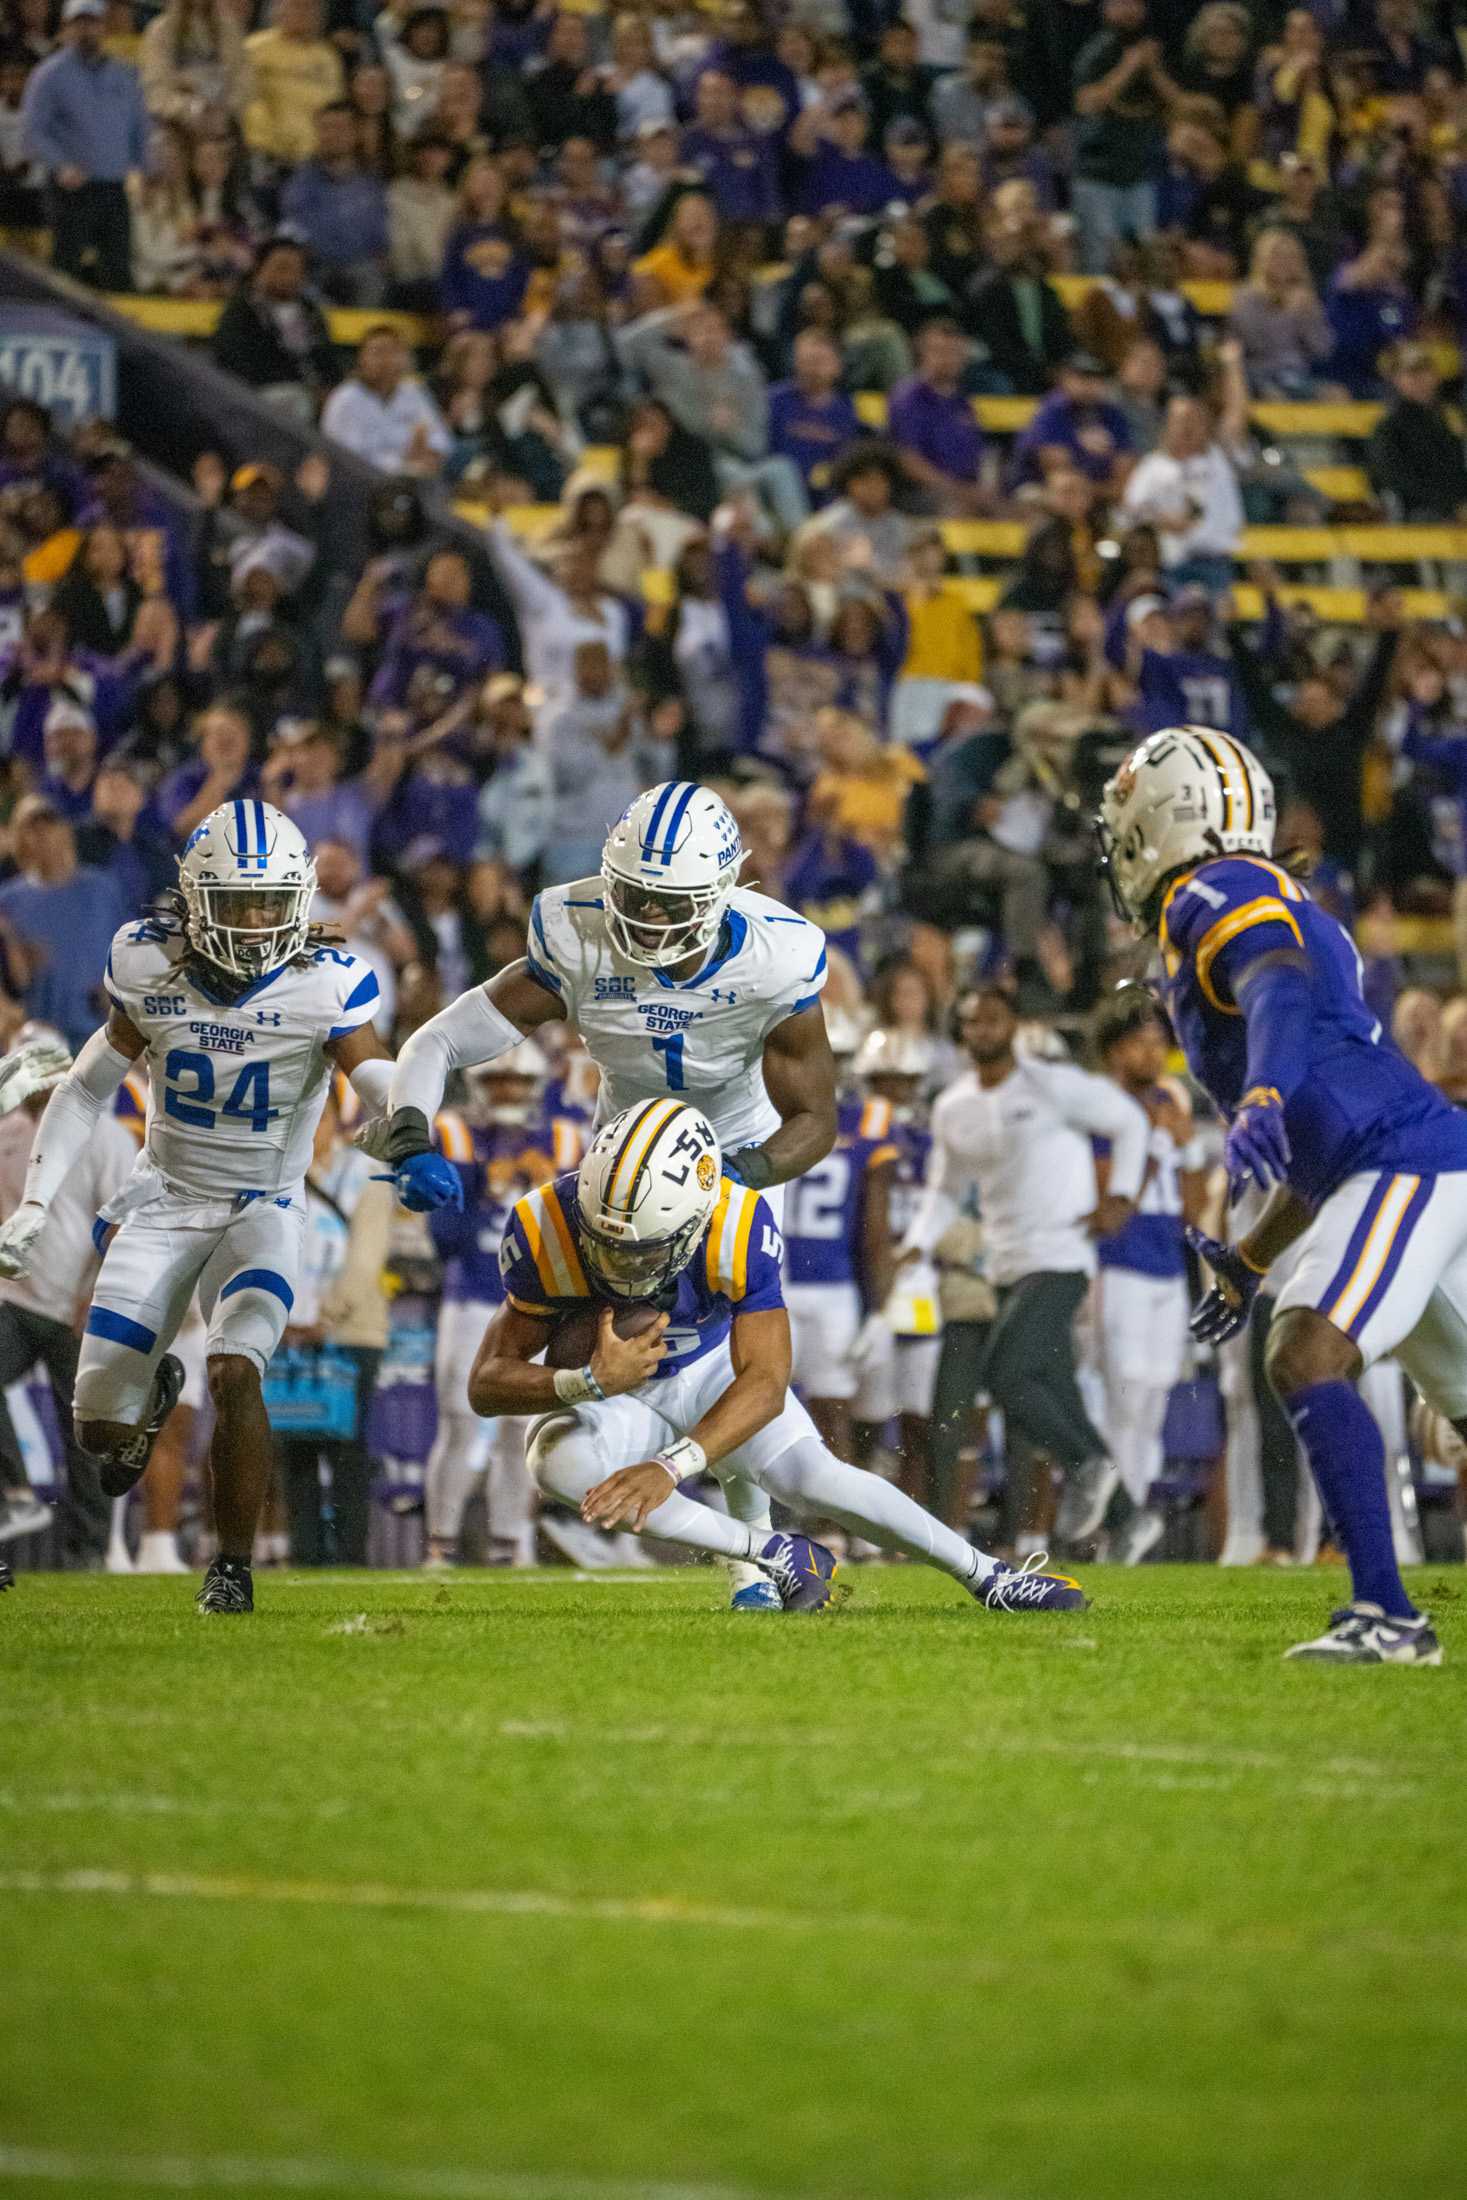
[[526, 879, 827, 1152], [104, 916, 382, 1205]]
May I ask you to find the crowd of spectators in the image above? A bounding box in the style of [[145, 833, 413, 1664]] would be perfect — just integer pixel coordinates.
[[0, 3, 1461, 1026]]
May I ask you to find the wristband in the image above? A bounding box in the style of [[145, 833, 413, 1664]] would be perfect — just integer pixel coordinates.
[[384, 1106, 433, 1166], [553, 1365, 606, 1405], [728, 1144, 776, 1190], [653, 1436, 706, 1486], [1237, 1242, 1270, 1276], [1238, 1086, 1283, 1113]]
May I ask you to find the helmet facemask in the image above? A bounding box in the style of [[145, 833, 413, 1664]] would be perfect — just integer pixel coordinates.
[[601, 867, 726, 968], [185, 880, 313, 980], [577, 1203, 705, 1301]]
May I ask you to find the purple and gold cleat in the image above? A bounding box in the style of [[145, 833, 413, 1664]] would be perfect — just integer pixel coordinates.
[[755, 1532, 839, 1611], [978, 1553, 1088, 1613]]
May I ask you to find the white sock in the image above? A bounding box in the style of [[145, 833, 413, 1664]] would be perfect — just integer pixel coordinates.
[[425, 1415, 489, 1541], [759, 1435, 994, 1583]]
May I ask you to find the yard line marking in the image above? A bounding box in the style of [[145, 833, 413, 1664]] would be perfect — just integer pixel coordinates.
[[6, 1870, 1463, 1971], [0, 2143, 778, 2199], [0, 1868, 895, 1937], [0, 1791, 349, 1822], [490, 1720, 1428, 1790]]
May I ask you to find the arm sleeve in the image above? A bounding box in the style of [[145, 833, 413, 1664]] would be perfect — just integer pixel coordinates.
[[24, 1030, 134, 1212], [346, 1056, 393, 1120], [388, 986, 528, 1121], [1048, 1066, 1150, 1202], [1233, 955, 1315, 1105]]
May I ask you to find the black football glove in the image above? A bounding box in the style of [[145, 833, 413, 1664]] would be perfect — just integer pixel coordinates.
[[1186, 1226, 1264, 1345]]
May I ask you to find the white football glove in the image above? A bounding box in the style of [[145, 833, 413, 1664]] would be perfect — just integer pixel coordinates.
[[0, 1039, 71, 1118], [352, 1116, 394, 1163], [0, 1202, 47, 1278], [850, 1312, 890, 1371]]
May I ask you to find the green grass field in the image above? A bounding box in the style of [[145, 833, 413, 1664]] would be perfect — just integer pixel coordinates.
[[3, 1563, 1465, 2200]]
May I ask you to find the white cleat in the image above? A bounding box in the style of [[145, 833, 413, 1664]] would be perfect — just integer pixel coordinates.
[[0, 1495, 51, 1544], [1285, 1602, 1443, 1665], [133, 1532, 189, 1575], [1112, 1506, 1166, 1567]]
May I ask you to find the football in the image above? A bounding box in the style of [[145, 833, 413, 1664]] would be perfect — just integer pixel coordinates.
[[544, 1300, 661, 1370]]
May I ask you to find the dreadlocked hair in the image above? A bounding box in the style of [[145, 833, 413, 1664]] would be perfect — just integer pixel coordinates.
[[153, 889, 343, 1000]]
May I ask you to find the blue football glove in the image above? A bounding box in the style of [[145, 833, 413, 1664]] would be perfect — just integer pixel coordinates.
[[1185, 1226, 1265, 1345], [391, 1151, 465, 1214], [1224, 1084, 1291, 1200]]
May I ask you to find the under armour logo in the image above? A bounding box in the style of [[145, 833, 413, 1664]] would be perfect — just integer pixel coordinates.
[[255, 1011, 283, 1027]]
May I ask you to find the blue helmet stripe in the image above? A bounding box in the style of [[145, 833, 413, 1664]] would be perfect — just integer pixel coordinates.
[[659, 782, 697, 866], [233, 797, 246, 858], [641, 781, 679, 856], [253, 799, 267, 858]]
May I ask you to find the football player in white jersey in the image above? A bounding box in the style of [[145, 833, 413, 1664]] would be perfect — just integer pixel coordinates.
[[0, 800, 458, 1614], [382, 780, 841, 1608]]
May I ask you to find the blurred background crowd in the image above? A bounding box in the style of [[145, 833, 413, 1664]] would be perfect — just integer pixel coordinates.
[[0, 0, 1466, 1576]]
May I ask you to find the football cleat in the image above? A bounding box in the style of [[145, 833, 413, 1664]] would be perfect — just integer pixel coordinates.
[[1285, 1603, 1442, 1665], [196, 1558, 254, 1615], [1054, 1457, 1120, 1545], [978, 1553, 1089, 1613], [98, 1354, 185, 1499], [730, 1578, 782, 1611], [0, 1557, 13, 1591], [755, 1532, 839, 1611]]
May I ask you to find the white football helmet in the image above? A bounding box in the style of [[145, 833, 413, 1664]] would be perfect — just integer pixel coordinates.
[[601, 782, 742, 968], [575, 1098, 721, 1299], [1098, 726, 1276, 928], [466, 1037, 548, 1127], [178, 799, 316, 980], [854, 1027, 933, 1121]]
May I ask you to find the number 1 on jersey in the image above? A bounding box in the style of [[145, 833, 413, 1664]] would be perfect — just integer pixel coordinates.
[[652, 1032, 685, 1090]]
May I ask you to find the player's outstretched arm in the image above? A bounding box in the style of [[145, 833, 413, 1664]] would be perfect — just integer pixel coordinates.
[[581, 1306, 790, 1530], [729, 1004, 839, 1189], [384, 962, 565, 1167], [0, 1011, 144, 1277]]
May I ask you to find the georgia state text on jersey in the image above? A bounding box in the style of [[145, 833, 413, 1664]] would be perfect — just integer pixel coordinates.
[[498, 1167, 784, 1377], [105, 915, 381, 1201], [1159, 854, 1467, 1205], [524, 881, 827, 1151], [429, 1108, 584, 1306], [786, 1117, 898, 1287]]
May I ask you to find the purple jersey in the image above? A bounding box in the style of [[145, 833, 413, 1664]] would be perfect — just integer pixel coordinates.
[[499, 1169, 784, 1378], [1161, 854, 1467, 1205], [786, 1107, 900, 1288], [428, 1110, 588, 1306]]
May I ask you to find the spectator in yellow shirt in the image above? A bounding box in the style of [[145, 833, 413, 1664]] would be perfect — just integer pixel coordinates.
[[632, 191, 719, 306], [892, 528, 983, 749], [808, 706, 925, 861], [244, 0, 344, 168]]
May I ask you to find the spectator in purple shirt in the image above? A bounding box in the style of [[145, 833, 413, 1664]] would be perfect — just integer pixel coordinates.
[[155, 702, 259, 843], [680, 69, 779, 229], [1010, 351, 1135, 492], [279, 101, 389, 306], [368, 551, 504, 716], [791, 94, 901, 219], [768, 331, 862, 503], [886, 318, 987, 514], [261, 718, 398, 865], [0, 398, 85, 507], [0, 602, 137, 770], [439, 156, 531, 331]]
